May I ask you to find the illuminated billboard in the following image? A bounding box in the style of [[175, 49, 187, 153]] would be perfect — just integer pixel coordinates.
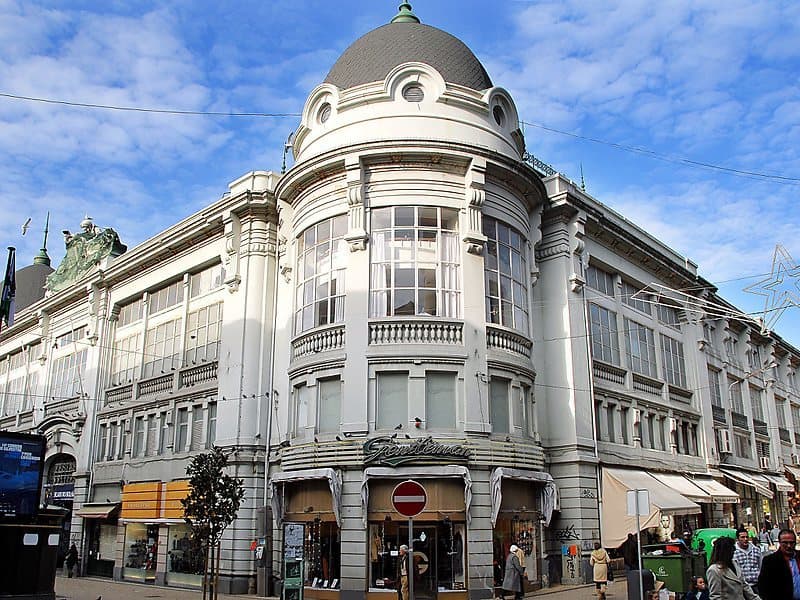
[[0, 431, 45, 518]]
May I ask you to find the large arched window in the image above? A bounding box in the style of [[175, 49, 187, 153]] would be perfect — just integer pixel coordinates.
[[369, 206, 461, 318], [295, 215, 348, 334], [483, 216, 529, 333]]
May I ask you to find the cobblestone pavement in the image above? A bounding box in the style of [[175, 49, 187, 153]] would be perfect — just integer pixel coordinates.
[[55, 576, 627, 600]]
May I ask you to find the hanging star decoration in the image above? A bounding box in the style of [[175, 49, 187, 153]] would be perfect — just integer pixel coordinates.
[[743, 244, 800, 333]]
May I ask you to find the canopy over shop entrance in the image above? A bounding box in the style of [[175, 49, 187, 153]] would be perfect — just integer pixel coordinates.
[[688, 477, 739, 504], [601, 467, 701, 548], [719, 468, 774, 499], [270, 467, 342, 526], [489, 467, 557, 526]]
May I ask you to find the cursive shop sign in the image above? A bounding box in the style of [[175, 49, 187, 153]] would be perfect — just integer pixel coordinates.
[[363, 436, 471, 467]]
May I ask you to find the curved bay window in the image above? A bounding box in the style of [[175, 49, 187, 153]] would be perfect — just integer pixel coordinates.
[[483, 216, 529, 333], [370, 206, 461, 318], [295, 215, 348, 334]]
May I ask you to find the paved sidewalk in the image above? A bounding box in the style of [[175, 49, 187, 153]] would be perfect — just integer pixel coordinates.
[[55, 575, 626, 600]]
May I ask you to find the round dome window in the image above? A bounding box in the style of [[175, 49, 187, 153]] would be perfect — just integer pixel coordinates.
[[402, 84, 425, 103], [318, 103, 332, 124], [493, 105, 506, 127]]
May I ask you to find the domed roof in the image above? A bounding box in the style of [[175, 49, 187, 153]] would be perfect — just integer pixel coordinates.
[[324, 20, 492, 92]]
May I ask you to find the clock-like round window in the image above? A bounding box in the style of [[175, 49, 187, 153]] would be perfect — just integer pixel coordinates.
[[402, 84, 424, 103], [318, 103, 332, 124]]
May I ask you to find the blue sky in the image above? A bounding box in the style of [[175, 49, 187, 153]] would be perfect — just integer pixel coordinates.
[[1, 0, 798, 346]]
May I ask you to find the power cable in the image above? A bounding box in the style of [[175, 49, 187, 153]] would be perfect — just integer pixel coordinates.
[[521, 120, 800, 185], [1, 91, 798, 185], [0, 92, 301, 118]]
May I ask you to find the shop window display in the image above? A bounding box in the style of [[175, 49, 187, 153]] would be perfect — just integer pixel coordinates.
[[369, 520, 466, 593], [304, 519, 340, 588], [167, 524, 205, 587], [493, 517, 537, 588], [123, 523, 159, 582]]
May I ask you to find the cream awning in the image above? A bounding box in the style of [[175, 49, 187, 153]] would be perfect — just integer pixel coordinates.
[[270, 468, 342, 526], [762, 473, 794, 492], [74, 502, 120, 519], [601, 468, 701, 548], [786, 465, 800, 480], [719, 468, 774, 499], [649, 472, 712, 503], [688, 477, 740, 504]]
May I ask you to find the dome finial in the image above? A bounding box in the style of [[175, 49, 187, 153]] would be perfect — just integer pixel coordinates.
[[391, 2, 420, 24]]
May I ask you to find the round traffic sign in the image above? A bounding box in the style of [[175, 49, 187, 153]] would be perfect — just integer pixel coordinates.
[[392, 480, 427, 517]]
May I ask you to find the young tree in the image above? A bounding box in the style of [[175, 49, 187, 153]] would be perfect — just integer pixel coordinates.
[[182, 446, 245, 600]]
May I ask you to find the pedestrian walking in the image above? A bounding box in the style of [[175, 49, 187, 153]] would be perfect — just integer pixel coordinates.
[[758, 526, 772, 551], [733, 527, 762, 593], [396, 544, 409, 600], [757, 528, 800, 600], [65, 543, 79, 578], [502, 544, 524, 600], [706, 536, 760, 600], [590, 541, 610, 600]]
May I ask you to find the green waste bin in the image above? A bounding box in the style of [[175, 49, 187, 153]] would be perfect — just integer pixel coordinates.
[[691, 528, 737, 565], [641, 545, 706, 594]]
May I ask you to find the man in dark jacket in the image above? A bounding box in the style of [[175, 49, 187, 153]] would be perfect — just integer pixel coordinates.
[[757, 528, 800, 600]]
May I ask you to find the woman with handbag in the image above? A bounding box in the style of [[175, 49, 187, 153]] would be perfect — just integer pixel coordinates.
[[590, 542, 610, 600]]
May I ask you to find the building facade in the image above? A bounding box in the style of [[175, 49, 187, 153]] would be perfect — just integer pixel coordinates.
[[1, 4, 800, 600]]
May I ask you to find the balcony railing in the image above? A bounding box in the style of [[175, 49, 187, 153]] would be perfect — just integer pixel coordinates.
[[731, 411, 749, 429], [486, 326, 532, 358], [137, 374, 174, 398], [712, 405, 727, 424], [45, 396, 80, 416], [753, 419, 768, 437], [593, 361, 626, 385], [105, 384, 133, 405], [292, 325, 345, 359], [632, 373, 663, 396], [179, 361, 218, 388], [369, 320, 463, 345], [668, 385, 693, 404]]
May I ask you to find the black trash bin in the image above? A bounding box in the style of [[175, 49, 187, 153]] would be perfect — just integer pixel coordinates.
[[627, 569, 655, 600]]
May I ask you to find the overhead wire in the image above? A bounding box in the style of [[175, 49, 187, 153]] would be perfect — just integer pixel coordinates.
[[1, 91, 798, 184]]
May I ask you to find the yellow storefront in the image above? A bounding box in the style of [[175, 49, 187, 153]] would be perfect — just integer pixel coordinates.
[[120, 480, 202, 588]]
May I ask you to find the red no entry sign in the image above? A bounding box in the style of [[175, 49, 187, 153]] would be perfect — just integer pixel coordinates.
[[392, 480, 427, 517]]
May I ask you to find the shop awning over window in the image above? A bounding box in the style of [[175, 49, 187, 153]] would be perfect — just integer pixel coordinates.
[[762, 473, 794, 492], [74, 502, 120, 519], [489, 467, 557, 527], [785, 465, 800, 481], [719, 468, 774, 499], [270, 467, 342, 526], [601, 467, 701, 549], [360, 465, 472, 526], [649, 473, 712, 503], [688, 477, 739, 504]]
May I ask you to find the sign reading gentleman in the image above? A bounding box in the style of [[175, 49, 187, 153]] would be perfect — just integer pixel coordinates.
[[363, 435, 470, 467]]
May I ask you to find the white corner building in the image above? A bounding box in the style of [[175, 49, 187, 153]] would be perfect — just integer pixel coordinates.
[[1, 4, 800, 599]]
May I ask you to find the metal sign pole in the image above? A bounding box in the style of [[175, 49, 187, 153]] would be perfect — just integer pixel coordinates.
[[635, 493, 643, 600], [408, 518, 414, 600]]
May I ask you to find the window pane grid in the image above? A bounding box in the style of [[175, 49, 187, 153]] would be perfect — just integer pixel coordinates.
[[143, 318, 182, 378], [184, 303, 223, 363], [625, 318, 657, 377], [482, 216, 528, 331], [370, 207, 461, 318], [295, 216, 347, 333], [660, 335, 686, 387], [589, 304, 620, 365]]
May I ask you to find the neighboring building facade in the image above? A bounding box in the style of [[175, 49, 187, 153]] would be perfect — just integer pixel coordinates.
[[1, 4, 800, 599]]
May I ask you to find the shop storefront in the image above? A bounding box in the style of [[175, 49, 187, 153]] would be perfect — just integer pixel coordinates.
[[719, 468, 774, 528], [490, 468, 556, 592], [271, 469, 342, 600], [600, 467, 702, 549], [75, 503, 120, 577], [362, 466, 472, 600], [119, 480, 198, 587]]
